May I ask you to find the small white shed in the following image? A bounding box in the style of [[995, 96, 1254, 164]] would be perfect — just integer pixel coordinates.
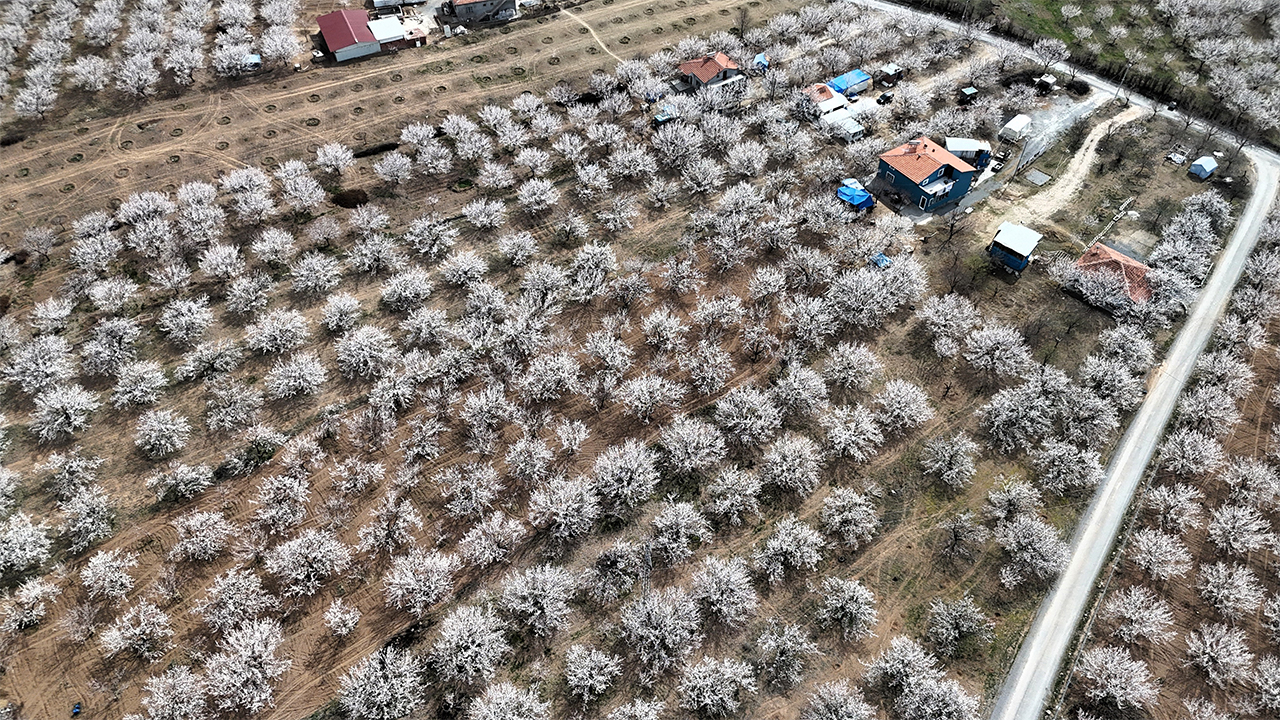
[[819, 107, 865, 141], [999, 114, 1032, 142]]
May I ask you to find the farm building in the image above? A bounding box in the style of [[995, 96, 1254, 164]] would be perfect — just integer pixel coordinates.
[[677, 52, 741, 90], [988, 222, 1042, 272], [445, 0, 518, 24], [1075, 243, 1153, 303], [1189, 155, 1218, 180], [317, 9, 379, 62], [819, 107, 865, 141], [803, 83, 849, 115], [828, 68, 872, 95], [875, 138, 976, 211], [945, 137, 992, 169], [367, 17, 406, 46], [879, 62, 905, 85]]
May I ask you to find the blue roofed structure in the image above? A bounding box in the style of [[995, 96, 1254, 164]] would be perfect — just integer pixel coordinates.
[[1189, 156, 1218, 180], [838, 179, 875, 210], [828, 68, 872, 95]]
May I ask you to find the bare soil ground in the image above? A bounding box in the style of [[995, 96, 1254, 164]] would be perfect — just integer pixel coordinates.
[[1074, 328, 1280, 718], [987, 105, 1145, 237], [0, 6, 1185, 720], [0, 0, 804, 243]]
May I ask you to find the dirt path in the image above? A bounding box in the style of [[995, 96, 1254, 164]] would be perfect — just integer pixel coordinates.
[[988, 104, 1144, 234], [560, 8, 624, 64]]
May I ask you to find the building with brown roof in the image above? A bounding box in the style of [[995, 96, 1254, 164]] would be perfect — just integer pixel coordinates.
[[677, 52, 740, 89], [802, 83, 848, 115], [1075, 243, 1153, 303], [875, 138, 977, 212]]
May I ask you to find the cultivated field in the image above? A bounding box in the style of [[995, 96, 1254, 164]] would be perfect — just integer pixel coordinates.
[[1070, 205, 1280, 718], [0, 2, 1258, 720]]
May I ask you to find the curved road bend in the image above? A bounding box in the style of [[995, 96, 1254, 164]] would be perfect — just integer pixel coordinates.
[[835, 1, 1280, 718]]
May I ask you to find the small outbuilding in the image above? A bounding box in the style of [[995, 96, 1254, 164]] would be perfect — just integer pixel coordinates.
[[957, 86, 978, 105], [989, 222, 1042, 272], [945, 137, 992, 169], [999, 114, 1032, 142], [1035, 73, 1057, 93], [1189, 155, 1219, 180], [317, 9, 379, 62], [828, 68, 873, 95], [819, 108, 865, 141], [803, 83, 848, 115], [838, 178, 875, 210], [879, 62, 905, 85], [445, 0, 518, 24]]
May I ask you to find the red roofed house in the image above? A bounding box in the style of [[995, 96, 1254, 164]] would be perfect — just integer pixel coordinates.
[[317, 9, 378, 62], [802, 83, 848, 115], [678, 52, 740, 89], [1075, 243, 1153, 303], [876, 137, 977, 211]]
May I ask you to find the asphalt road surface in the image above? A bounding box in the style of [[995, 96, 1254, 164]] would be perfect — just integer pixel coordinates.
[[841, 1, 1280, 717]]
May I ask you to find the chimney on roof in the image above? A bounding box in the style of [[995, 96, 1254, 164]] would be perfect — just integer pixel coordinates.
[[906, 140, 921, 153]]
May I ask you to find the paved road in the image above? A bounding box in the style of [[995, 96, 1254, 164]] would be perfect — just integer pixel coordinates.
[[839, 1, 1280, 718]]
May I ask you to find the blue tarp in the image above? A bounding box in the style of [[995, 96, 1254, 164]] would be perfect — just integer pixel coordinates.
[[828, 69, 871, 94], [753, 53, 769, 69], [838, 184, 875, 209]]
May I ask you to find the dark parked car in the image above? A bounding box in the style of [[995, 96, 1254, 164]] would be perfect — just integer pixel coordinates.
[[877, 91, 895, 105]]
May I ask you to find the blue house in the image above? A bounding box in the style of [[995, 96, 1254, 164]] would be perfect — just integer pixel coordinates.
[[989, 222, 1042, 272], [828, 68, 872, 95], [876, 138, 976, 212]]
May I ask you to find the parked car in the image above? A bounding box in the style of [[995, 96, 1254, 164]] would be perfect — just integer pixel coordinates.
[[877, 91, 895, 105], [991, 161, 1005, 173]]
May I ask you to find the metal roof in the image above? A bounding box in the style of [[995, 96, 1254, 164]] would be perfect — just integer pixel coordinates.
[[945, 137, 991, 154], [1191, 156, 1219, 171], [1002, 114, 1032, 132], [317, 9, 375, 50], [367, 16, 404, 43], [993, 222, 1042, 257]]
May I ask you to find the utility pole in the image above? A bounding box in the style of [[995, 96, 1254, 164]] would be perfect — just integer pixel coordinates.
[[1113, 60, 1133, 103]]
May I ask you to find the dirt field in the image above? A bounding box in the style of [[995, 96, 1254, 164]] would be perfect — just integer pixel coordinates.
[[0, 0, 810, 243], [1070, 323, 1280, 719]]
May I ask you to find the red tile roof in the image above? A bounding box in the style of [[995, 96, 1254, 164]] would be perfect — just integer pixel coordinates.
[[678, 52, 738, 83], [880, 137, 975, 185], [803, 83, 839, 104], [317, 9, 375, 50], [1076, 243, 1153, 303]]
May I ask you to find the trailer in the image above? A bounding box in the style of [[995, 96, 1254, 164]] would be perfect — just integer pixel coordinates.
[[998, 114, 1032, 142]]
